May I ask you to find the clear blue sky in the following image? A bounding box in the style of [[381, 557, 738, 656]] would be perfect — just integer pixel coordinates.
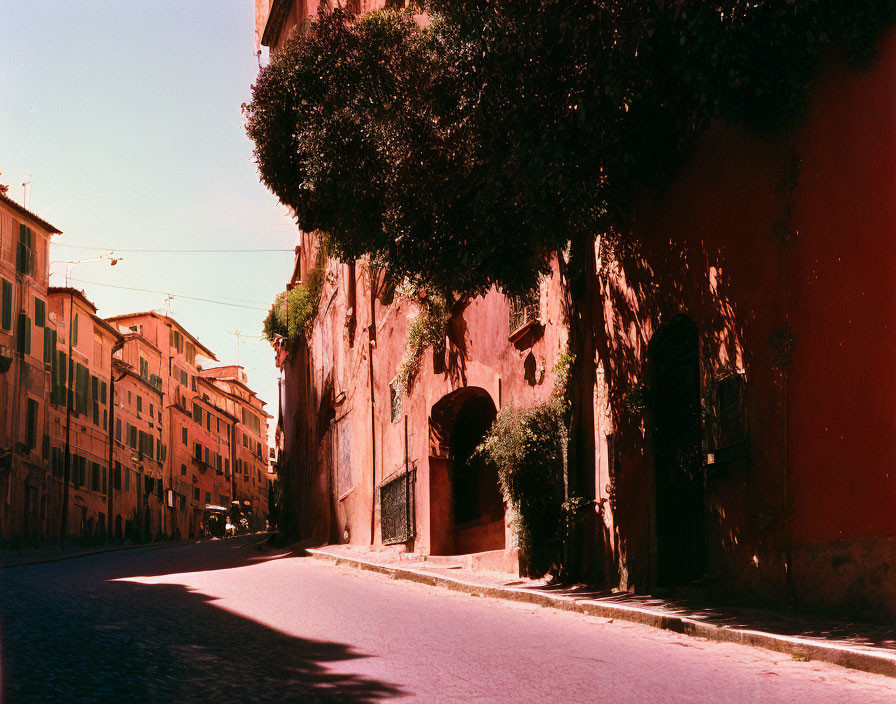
[[0, 1, 295, 432]]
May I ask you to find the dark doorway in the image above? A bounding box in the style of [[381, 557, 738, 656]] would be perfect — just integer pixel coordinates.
[[648, 315, 705, 586], [451, 394, 502, 528], [430, 387, 505, 555]]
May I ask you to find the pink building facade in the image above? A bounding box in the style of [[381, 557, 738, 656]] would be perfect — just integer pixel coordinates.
[[0, 192, 60, 543], [259, 7, 896, 621]]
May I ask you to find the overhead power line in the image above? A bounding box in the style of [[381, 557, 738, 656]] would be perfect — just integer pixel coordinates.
[[55, 243, 294, 253], [68, 278, 271, 311]]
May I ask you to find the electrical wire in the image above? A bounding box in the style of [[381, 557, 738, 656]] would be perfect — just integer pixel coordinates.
[[68, 278, 271, 311], [54, 243, 295, 253]]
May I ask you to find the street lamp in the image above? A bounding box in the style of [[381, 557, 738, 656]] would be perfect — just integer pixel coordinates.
[[52, 253, 122, 287]]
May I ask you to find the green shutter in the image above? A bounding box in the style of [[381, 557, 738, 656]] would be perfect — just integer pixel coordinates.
[[16, 314, 30, 356], [26, 399, 37, 449], [1, 279, 12, 331], [34, 297, 45, 327], [72, 314, 78, 346]]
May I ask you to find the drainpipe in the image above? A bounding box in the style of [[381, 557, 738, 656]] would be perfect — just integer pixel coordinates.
[[368, 264, 377, 546], [60, 292, 74, 546], [107, 341, 126, 540]]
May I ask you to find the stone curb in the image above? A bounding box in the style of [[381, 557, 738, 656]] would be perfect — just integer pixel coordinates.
[[306, 548, 896, 679], [0, 539, 197, 569]]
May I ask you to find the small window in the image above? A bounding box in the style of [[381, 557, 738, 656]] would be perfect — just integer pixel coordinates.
[[508, 287, 540, 335], [390, 382, 401, 423], [715, 373, 748, 450], [205, 491, 211, 504], [181, 463, 187, 476], [182, 427, 188, 445]]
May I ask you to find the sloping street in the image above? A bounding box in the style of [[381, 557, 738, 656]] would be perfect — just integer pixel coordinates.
[[1, 536, 893, 703]]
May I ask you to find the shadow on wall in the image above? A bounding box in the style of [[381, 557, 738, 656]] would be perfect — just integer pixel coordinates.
[[594, 228, 769, 592], [0, 541, 404, 703]]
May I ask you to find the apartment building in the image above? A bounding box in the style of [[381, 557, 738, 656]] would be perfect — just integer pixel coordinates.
[[47, 287, 122, 542], [0, 192, 60, 543], [201, 365, 273, 529], [111, 331, 166, 541]]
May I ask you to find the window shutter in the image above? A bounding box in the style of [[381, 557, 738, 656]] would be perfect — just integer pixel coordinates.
[[1, 279, 12, 331], [34, 298, 45, 327], [16, 313, 30, 356]]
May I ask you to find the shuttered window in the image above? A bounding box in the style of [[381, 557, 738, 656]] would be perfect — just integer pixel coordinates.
[[17, 225, 34, 276], [34, 297, 45, 327], [1, 279, 12, 331], [26, 398, 38, 449], [16, 313, 31, 356]]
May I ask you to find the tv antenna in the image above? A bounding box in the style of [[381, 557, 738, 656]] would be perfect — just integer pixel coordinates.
[[21, 175, 32, 209]]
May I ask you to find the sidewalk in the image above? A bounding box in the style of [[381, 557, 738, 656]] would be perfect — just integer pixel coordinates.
[[307, 544, 896, 678], [0, 539, 195, 569]]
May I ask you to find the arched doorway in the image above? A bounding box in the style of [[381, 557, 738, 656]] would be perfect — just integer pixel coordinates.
[[429, 387, 505, 555], [648, 314, 705, 586]]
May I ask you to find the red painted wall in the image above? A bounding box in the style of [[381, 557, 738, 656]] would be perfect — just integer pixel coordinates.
[[601, 28, 896, 616]]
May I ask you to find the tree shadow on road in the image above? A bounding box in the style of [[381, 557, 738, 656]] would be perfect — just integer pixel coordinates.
[[1, 538, 406, 703]]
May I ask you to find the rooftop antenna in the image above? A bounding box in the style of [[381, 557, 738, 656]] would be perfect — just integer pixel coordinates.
[[227, 329, 244, 366], [21, 175, 32, 209]]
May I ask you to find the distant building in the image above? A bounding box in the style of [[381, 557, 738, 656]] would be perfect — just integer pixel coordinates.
[[106, 313, 272, 539], [201, 364, 274, 530]]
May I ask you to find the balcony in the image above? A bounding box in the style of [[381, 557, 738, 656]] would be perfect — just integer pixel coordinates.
[[508, 290, 543, 349]]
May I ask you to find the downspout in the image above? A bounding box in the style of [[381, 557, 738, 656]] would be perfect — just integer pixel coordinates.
[[10, 277, 26, 539], [229, 421, 236, 508], [107, 341, 126, 540], [368, 265, 377, 546], [60, 292, 74, 546]]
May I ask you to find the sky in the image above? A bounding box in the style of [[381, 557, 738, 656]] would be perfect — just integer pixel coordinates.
[[0, 0, 295, 438]]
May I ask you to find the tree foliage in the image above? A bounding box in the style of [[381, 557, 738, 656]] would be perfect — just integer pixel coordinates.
[[246, 1, 894, 298], [263, 267, 325, 347]]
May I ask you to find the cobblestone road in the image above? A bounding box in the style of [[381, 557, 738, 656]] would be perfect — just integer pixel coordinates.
[[2, 536, 895, 703]]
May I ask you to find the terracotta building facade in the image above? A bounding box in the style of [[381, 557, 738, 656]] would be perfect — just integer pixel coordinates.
[[0, 196, 274, 544], [0, 192, 61, 542]]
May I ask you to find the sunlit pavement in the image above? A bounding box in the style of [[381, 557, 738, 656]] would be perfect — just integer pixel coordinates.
[[2, 536, 894, 703]]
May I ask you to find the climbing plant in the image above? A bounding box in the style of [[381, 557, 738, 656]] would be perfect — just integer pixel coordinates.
[[392, 289, 450, 395], [263, 267, 325, 348]]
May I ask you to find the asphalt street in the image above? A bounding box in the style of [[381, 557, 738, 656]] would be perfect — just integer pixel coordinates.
[[1, 535, 894, 703]]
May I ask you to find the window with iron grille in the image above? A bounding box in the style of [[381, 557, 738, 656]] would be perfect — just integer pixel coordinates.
[[380, 469, 416, 545], [714, 373, 748, 450], [508, 287, 540, 334]]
